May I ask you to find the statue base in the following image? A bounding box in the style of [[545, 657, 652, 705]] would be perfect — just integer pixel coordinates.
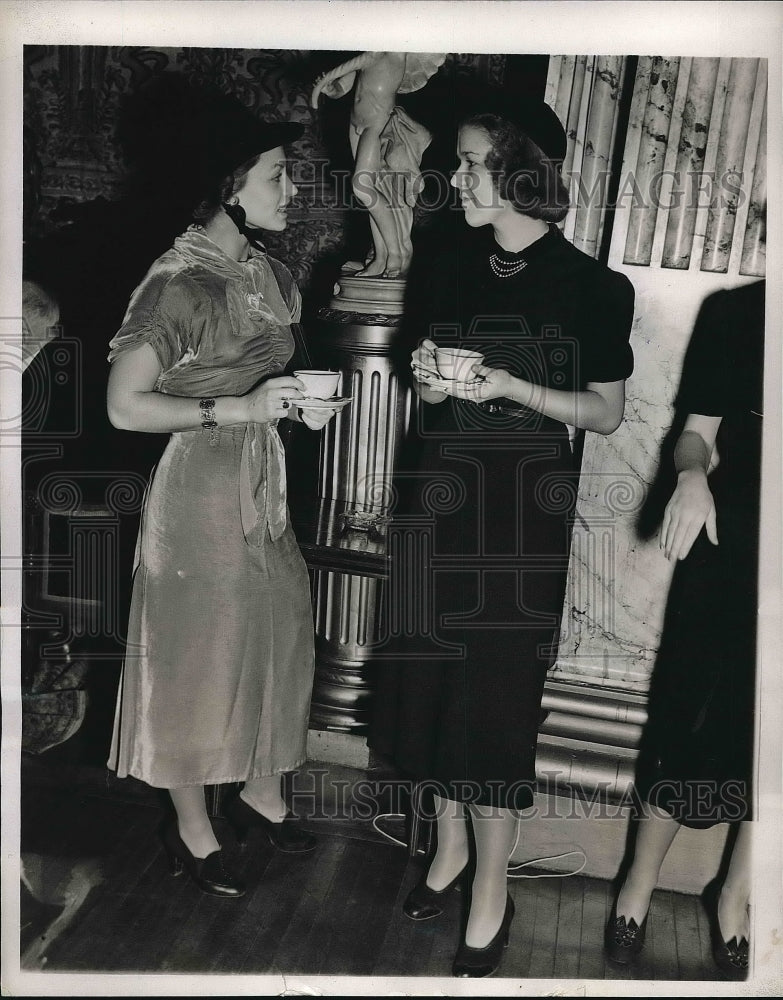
[[329, 262, 406, 316]]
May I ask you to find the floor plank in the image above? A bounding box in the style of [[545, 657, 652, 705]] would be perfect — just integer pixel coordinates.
[[372, 860, 441, 976], [526, 874, 560, 979], [673, 890, 707, 980], [553, 877, 582, 980], [18, 764, 732, 984], [267, 837, 350, 974], [503, 874, 539, 978], [650, 889, 680, 981], [577, 876, 608, 980]]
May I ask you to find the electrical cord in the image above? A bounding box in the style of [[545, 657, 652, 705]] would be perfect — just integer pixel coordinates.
[[372, 811, 408, 848], [507, 850, 588, 879], [372, 812, 588, 878]]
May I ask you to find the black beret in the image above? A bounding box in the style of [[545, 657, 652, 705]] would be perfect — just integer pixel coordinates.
[[461, 91, 568, 163]]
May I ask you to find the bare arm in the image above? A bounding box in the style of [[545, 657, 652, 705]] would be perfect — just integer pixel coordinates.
[[444, 359, 625, 435], [467, 368, 626, 435], [107, 343, 306, 432], [660, 414, 722, 561]]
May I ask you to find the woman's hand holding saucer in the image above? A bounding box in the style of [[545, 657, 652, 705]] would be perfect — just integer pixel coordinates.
[[244, 376, 305, 422], [411, 338, 439, 381], [299, 405, 340, 430], [442, 363, 511, 402]]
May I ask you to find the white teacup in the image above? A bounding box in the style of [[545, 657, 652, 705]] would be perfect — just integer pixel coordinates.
[[434, 348, 484, 382], [294, 369, 341, 399]]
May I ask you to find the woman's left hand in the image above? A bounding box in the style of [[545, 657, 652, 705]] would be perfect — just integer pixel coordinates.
[[299, 405, 340, 430], [444, 364, 513, 403]]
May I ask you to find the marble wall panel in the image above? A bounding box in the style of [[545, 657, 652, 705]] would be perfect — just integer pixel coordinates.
[[546, 56, 767, 695], [701, 59, 761, 272]]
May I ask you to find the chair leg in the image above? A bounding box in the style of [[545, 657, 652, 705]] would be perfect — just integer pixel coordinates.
[[408, 782, 434, 857]]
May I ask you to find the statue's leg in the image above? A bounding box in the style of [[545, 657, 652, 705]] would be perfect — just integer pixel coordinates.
[[361, 217, 388, 276], [351, 128, 403, 278], [388, 203, 414, 278]]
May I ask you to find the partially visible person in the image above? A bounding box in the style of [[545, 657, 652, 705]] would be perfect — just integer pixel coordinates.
[[21, 279, 59, 371], [605, 279, 764, 979]]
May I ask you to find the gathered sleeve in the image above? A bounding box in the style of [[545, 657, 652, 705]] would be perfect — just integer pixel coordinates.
[[579, 268, 635, 384], [108, 268, 190, 373]]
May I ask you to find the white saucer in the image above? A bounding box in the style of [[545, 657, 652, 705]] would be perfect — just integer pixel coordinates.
[[299, 395, 353, 410], [414, 370, 485, 391]]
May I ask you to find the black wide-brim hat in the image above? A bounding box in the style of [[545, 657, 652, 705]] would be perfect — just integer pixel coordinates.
[[459, 88, 568, 163], [118, 74, 304, 198], [202, 95, 305, 178]]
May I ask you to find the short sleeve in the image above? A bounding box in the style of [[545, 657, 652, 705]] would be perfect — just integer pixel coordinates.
[[580, 268, 635, 384], [108, 268, 188, 372], [676, 291, 732, 417]]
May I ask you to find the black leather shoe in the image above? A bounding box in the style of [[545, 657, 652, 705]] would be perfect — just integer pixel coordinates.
[[452, 893, 515, 978], [160, 821, 245, 897], [403, 865, 467, 921], [704, 881, 749, 978], [604, 899, 648, 964], [225, 794, 317, 854]]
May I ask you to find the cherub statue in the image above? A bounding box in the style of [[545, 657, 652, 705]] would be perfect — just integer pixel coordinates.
[[312, 51, 445, 279]]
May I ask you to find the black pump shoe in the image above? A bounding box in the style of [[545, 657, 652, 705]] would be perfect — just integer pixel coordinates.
[[452, 893, 515, 978], [604, 898, 648, 964], [160, 821, 245, 897], [225, 794, 317, 854], [403, 865, 467, 921]]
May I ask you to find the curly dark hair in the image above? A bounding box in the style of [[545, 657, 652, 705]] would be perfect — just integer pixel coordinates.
[[462, 112, 570, 222], [191, 153, 262, 223]]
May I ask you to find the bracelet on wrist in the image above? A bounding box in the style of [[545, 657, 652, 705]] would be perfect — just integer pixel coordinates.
[[199, 397, 218, 445]]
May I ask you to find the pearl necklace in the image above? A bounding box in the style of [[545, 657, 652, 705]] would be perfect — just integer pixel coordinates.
[[489, 253, 528, 279]]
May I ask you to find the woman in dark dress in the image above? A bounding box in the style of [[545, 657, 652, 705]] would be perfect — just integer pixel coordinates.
[[371, 98, 635, 977], [605, 280, 764, 977]]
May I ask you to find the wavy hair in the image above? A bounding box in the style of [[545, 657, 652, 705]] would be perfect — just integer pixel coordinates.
[[191, 153, 262, 223], [462, 112, 570, 222]]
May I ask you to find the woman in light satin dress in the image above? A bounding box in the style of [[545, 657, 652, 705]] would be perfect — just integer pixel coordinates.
[[107, 91, 339, 896]]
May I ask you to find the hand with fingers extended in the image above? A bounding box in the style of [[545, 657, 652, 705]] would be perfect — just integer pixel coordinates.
[[243, 375, 306, 423], [660, 469, 719, 562]]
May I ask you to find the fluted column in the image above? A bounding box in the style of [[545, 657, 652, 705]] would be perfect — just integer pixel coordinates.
[[624, 57, 681, 266], [702, 58, 762, 272], [546, 55, 628, 255], [741, 95, 767, 276], [661, 58, 721, 269]]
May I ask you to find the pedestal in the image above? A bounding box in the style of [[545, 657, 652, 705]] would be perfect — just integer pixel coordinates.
[[307, 266, 413, 733]]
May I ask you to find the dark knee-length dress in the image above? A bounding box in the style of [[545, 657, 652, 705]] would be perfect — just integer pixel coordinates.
[[370, 225, 635, 810], [641, 280, 764, 829]]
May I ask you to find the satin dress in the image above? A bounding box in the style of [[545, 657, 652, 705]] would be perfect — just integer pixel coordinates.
[[107, 227, 314, 788]]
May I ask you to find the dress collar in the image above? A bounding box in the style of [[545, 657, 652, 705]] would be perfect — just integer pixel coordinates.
[[172, 225, 265, 279]]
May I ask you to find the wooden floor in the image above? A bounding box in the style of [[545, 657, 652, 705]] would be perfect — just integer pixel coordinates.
[[18, 760, 735, 984]]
